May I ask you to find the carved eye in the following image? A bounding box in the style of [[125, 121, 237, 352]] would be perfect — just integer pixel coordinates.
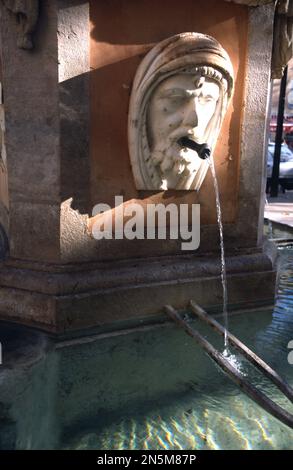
[[160, 89, 187, 105], [170, 95, 184, 102], [199, 95, 217, 105], [167, 93, 187, 106]]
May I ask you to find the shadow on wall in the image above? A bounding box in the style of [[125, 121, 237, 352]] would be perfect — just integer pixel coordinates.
[[88, 0, 248, 225], [60, 0, 246, 224], [0, 223, 8, 260], [89, 0, 240, 46], [60, 72, 91, 215]]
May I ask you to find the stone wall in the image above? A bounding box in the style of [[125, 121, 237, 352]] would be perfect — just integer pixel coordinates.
[[90, 0, 247, 226], [0, 50, 9, 240]]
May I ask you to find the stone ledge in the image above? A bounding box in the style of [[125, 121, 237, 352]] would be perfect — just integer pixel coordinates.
[[0, 261, 276, 333], [224, 0, 273, 5], [0, 241, 277, 296]]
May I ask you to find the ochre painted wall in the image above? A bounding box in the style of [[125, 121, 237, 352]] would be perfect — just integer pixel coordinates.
[[90, 0, 248, 225]]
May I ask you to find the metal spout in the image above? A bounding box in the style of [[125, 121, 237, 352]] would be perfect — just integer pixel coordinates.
[[178, 137, 211, 160]]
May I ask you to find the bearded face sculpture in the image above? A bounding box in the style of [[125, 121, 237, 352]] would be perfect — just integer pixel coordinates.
[[128, 33, 234, 190]]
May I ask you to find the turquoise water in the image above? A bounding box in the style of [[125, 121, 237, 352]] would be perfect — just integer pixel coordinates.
[[63, 247, 293, 450]]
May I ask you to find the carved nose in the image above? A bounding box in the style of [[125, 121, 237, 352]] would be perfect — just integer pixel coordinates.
[[182, 97, 198, 128]]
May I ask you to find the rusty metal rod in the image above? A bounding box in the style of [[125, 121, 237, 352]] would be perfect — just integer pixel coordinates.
[[165, 304, 293, 429], [189, 300, 293, 403]]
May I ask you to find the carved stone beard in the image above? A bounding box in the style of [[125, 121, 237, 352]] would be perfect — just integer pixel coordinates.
[[149, 134, 207, 190]]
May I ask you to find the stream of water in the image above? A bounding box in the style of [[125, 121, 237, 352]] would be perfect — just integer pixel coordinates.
[[208, 156, 229, 351]]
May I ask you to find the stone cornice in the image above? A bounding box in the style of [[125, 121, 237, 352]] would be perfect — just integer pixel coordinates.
[[224, 0, 274, 5]]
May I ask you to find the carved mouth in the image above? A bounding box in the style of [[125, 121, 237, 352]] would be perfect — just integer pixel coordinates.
[[177, 136, 211, 160]]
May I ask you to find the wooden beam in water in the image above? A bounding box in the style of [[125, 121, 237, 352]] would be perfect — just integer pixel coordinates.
[[165, 304, 293, 430]]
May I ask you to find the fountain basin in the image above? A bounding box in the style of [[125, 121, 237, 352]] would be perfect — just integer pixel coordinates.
[[0, 245, 292, 450]]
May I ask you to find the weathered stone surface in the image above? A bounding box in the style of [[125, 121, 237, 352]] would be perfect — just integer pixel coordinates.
[[0, 241, 277, 332], [1, 0, 39, 49], [224, 0, 272, 5], [0, 243, 276, 295], [271, 0, 293, 79], [9, 201, 60, 262], [0, 1, 60, 262], [238, 3, 275, 246], [0, 223, 8, 260]]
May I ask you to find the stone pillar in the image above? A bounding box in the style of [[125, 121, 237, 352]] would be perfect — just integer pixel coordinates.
[[0, 0, 90, 264], [0, 0, 92, 329], [1, 1, 60, 262]]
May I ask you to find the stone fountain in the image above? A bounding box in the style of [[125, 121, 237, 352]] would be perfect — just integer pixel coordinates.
[[1, 0, 293, 450], [0, 0, 289, 334]]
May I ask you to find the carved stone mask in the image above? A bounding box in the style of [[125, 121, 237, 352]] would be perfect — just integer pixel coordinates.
[[128, 33, 234, 190]]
